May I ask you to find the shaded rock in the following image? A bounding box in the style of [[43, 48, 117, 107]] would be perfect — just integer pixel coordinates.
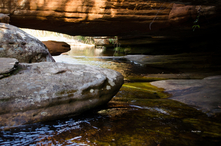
[[0, 23, 55, 63], [42, 40, 71, 56], [0, 62, 124, 129], [0, 0, 220, 37], [1, 0, 220, 54], [0, 13, 9, 23], [151, 76, 221, 115], [125, 53, 221, 73], [168, 4, 198, 25], [0, 58, 18, 79], [94, 37, 114, 48]]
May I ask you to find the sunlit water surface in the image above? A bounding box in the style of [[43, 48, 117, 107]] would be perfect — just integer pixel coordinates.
[[1, 45, 221, 146]]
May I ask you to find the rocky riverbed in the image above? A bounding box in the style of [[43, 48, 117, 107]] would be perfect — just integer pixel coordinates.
[[1, 23, 221, 145], [1, 50, 221, 145]]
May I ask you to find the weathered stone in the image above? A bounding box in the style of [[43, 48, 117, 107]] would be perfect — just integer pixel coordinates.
[[0, 13, 9, 23], [0, 58, 18, 79], [0, 0, 220, 37], [42, 40, 71, 56], [94, 37, 114, 48], [0, 23, 55, 63], [168, 4, 198, 24], [0, 62, 124, 129], [151, 76, 221, 115], [0, 58, 18, 74]]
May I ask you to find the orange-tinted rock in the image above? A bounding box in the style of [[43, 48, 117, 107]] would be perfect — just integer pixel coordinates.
[[94, 37, 114, 48], [42, 41, 71, 56], [168, 4, 197, 24], [0, 0, 220, 36]]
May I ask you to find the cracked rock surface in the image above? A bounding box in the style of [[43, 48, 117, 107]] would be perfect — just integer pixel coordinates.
[[0, 62, 123, 129]]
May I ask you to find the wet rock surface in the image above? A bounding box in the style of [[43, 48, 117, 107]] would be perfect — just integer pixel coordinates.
[[0, 62, 124, 129], [1, 52, 221, 145], [0, 23, 55, 63], [125, 53, 221, 76], [151, 76, 221, 115], [1, 80, 221, 146]]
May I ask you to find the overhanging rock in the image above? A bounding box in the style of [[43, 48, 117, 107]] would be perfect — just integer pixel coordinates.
[[0, 0, 220, 36]]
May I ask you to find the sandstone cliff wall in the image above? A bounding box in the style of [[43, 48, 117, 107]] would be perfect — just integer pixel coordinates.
[[0, 0, 220, 36]]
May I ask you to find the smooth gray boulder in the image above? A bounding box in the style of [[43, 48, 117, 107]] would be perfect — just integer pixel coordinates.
[[0, 62, 124, 129], [0, 58, 18, 78], [0, 23, 55, 63], [151, 76, 221, 115]]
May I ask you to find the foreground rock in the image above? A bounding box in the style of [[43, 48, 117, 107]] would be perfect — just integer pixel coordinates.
[[0, 23, 55, 63], [0, 60, 123, 129], [42, 40, 71, 56], [151, 76, 221, 115], [0, 58, 18, 79]]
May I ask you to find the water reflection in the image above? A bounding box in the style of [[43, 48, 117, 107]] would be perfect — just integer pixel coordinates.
[[1, 100, 221, 146], [62, 42, 116, 57], [1, 45, 221, 146]]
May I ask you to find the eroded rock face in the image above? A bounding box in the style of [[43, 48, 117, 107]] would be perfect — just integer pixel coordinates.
[[0, 23, 55, 63], [42, 40, 71, 56], [0, 0, 220, 36], [0, 61, 124, 129]]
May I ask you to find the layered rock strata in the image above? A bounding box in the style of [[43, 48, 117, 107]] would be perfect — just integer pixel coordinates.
[[0, 0, 220, 36]]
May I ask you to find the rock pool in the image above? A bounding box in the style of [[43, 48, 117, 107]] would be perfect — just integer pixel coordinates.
[[1, 49, 221, 146]]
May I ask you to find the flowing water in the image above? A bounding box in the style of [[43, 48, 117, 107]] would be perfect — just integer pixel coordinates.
[[1, 45, 221, 146]]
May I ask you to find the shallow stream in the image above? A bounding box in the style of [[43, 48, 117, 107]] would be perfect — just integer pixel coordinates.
[[1, 46, 221, 146]]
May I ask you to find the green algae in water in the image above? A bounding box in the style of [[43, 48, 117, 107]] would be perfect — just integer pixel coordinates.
[[2, 81, 221, 146], [118, 82, 171, 99], [3, 82, 221, 146], [47, 100, 221, 146], [40, 83, 221, 146], [183, 118, 221, 137]]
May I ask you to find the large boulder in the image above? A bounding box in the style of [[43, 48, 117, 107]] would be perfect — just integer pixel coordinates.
[[0, 59, 124, 129], [0, 23, 55, 63], [42, 40, 71, 56]]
